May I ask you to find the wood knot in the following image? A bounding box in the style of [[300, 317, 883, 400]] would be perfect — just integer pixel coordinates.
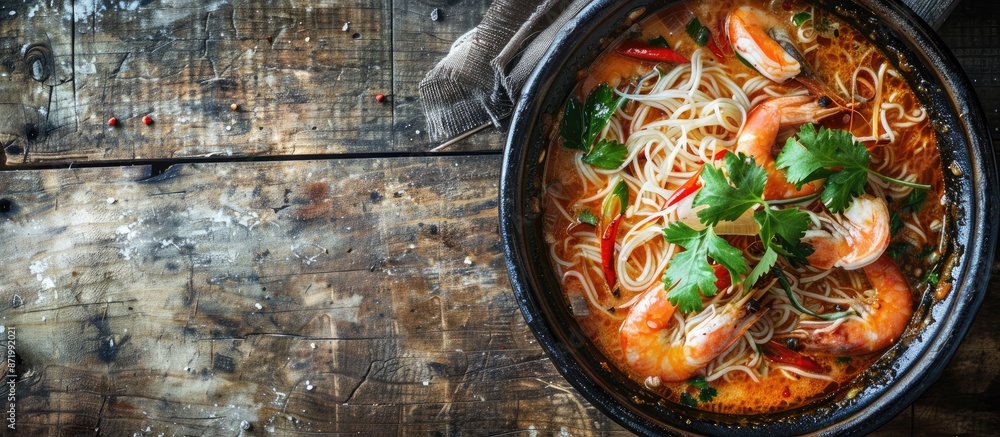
[[23, 43, 54, 83]]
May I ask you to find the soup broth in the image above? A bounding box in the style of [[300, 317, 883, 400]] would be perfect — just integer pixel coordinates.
[[541, 0, 943, 414]]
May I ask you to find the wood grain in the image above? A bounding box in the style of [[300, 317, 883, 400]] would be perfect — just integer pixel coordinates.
[[0, 155, 630, 434]]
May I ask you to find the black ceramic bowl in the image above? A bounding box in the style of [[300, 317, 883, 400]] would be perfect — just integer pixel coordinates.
[[500, 0, 998, 435]]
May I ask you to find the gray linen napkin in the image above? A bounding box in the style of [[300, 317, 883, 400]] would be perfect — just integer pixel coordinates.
[[419, 0, 590, 143], [419, 0, 956, 146]]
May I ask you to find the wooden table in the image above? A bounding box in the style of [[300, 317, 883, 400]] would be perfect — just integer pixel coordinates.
[[0, 0, 995, 434]]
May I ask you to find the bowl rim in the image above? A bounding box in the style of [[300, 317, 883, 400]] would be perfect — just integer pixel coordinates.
[[500, 0, 998, 435]]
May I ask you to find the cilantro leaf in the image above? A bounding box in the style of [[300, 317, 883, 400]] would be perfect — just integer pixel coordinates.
[[577, 209, 598, 226], [745, 246, 778, 289], [582, 139, 628, 169], [777, 124, 931, 213], [696, 153, 766, 225], [680, 392, 699, 407], [584, 83, 620, 149], [900, 189, 927, 212], [755, 207, 811, 256], [776, 124, 870, 213], [560, 96, 586, 152], [698, 386, 718, 403], [662, 222, 746, 313], [690, 377, 710, 390]]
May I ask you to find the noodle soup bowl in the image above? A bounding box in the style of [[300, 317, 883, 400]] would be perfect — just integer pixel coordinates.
[[499, 0, 997, 434]]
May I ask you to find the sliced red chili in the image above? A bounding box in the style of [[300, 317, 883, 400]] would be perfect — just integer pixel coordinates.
[[705, 37, 726, 62], [616, 40, 689, 64], [663, 167, 704, 209], [761, 340, 824, 373], [712, 263, 731, 290], [601, 213, 623, 290]]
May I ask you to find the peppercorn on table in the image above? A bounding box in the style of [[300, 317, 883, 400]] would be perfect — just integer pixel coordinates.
[[0, 0, 996, 434]]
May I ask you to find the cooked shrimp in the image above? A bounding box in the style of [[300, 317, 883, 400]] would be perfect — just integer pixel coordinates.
[[728, 6, 800, 83], [803, 194, 891, 270], [620, 288, 767, 382], [798, 254, 913, 355], [735, 95, 841, 200]]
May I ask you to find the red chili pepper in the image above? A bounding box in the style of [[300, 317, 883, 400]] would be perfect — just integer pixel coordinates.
[[663, 167, 704, 209], [661, 151, 730, 210], [616, 40, 689, 64], [761, 340, 824, 373], [601, 213, 623, 290], [706, 37, 727, 62], [712, 263, 731, 290]]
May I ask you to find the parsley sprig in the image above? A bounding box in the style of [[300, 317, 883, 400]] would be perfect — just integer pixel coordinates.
[[776, 124, 931, 213], [560, 83, 628, 169], [662, 152, 812, 313], [679, 377, 718, 407]]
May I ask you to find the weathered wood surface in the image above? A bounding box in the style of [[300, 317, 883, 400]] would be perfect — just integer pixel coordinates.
[[1, 156, 632, 434], [0, 0, 497, 165], [0, 0, 996, 435]]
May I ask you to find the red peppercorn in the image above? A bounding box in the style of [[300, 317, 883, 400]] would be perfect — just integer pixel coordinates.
[[108, 117, 117, 127], [142, 115, 153, 126], [375, 93, 385, 103]]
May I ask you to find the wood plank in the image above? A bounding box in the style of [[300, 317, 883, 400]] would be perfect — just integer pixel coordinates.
[[0, 1, 395, 166], [0, 155, 624, 434]]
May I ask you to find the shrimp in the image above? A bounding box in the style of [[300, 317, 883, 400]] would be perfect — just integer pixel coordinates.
[[803, 194, 891, 270], [728, 6, 800, 83], [728, 5, 849, 108], [798, 254, 914, 355], [735, 95, 841, 200], [620, 287, 767, 382]]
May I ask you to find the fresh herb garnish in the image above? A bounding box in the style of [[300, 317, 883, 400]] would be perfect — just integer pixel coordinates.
[[835, 356, 852, 365], [663, 152, 814, 313], [920, 271, 940, 287], [793, 12, 812, 27], [577, 209, 598, 226], [698, 152, 813, 269], [680, 377, 718, 407], [774, 266, 854, 320], [560, 83, 627, 168], [662, 222, 746, 313], [582, 138, 628, 169], [685, 17, 711, 46], [776, 124, 931, 213], [647, 35, 669, 48], [900, 189, 928, 212]]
